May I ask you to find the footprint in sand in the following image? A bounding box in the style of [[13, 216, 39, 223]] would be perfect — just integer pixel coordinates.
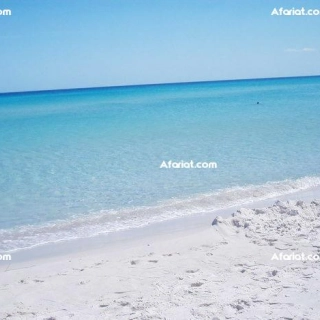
[[191, 282, 204, 287], [148, 260, 158, 263], [72, 268, 84, 272], [94, 260, 107, 267], [185, 269, 199, 274]]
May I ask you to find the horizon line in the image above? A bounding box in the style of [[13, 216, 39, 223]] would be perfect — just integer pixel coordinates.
[[1, 74, 320, 96]]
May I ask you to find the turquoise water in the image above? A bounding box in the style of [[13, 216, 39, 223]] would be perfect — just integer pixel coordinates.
[[1, 76, 320, 251]]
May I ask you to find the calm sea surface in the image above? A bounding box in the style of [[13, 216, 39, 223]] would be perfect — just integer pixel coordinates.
[[1, 76, 320, 251]]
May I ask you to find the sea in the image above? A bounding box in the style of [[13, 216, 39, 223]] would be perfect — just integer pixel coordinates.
[[0, 76, 320, 252]]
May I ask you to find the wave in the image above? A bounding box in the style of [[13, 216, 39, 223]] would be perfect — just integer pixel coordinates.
[[1, 176, 320, 252]]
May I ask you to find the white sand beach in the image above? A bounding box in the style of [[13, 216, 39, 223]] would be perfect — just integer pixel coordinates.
[[1, 189, 320, 320]]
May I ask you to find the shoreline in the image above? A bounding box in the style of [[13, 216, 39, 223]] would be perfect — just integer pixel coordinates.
[[0, 189, 319, 319], [3, 184, 320, 265]]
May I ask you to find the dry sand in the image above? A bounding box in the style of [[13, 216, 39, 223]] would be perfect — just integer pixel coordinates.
[[1, 196, 320, 319]]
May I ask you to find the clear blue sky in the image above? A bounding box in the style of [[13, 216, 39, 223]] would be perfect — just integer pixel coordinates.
[[0, 0, 320, 93]]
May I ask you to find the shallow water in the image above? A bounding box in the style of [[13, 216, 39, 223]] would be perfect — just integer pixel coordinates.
[[1, 76, 320, 251]]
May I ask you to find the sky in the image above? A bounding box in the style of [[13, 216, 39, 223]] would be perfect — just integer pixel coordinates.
[[0, 0, 320, 93]]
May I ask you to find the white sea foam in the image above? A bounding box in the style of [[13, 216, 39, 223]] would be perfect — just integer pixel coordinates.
[[1, 176, 320, 252]]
